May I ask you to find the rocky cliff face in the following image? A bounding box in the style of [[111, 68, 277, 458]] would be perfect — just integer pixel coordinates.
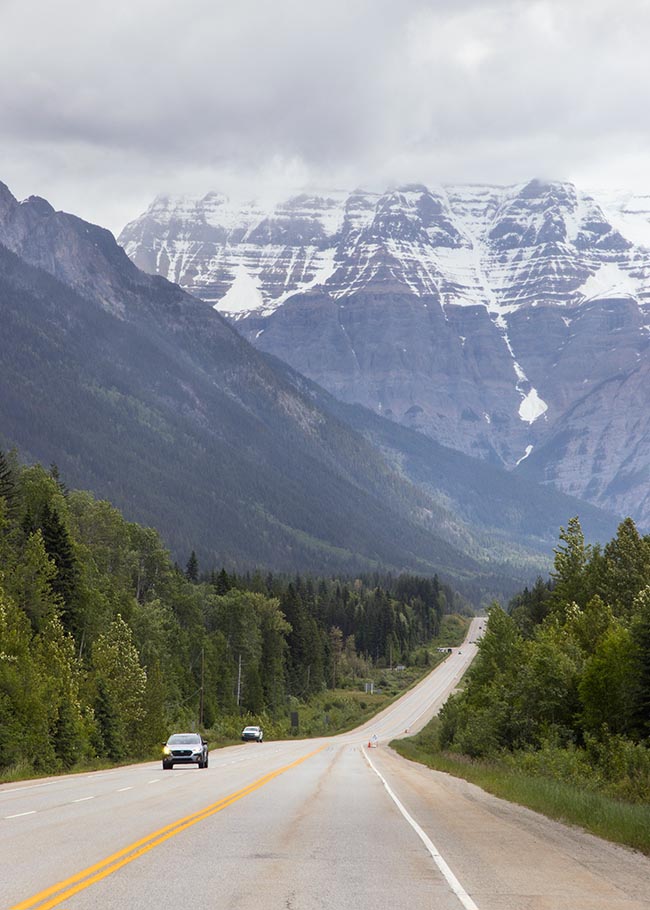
[[119, 180, 650, 527]]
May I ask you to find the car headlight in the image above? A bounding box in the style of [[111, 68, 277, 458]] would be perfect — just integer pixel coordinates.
[[163, 746, 171, 755]]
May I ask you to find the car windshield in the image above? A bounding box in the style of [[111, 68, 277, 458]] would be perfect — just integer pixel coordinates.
[[244, 727, 259, 732], [168, 734, 200, 744]]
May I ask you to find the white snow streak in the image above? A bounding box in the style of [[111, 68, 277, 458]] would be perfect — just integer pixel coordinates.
[[515, 444, 534, 466]]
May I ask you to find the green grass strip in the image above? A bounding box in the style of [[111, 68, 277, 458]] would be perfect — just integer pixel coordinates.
[[392, 739, 650, 855]]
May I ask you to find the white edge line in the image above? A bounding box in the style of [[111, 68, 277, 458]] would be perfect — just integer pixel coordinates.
[[1, 782, 50, 795], [363, 749, 479, 910], [5, 810, 37, 819]]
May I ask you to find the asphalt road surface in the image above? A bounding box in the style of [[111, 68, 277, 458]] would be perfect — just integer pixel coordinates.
[[3, 616, 650, 910]]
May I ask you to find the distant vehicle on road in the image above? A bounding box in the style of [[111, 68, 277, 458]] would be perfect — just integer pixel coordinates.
[[162, 733, 208, 769], [241, 725, 264, 742]]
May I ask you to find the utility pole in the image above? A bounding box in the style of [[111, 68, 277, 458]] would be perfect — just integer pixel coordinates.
[[236, 653, 242, 709], [199, 646, 205, 727]]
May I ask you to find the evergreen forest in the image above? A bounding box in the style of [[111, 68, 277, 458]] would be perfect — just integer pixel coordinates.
[[0, 451, 461, 777]]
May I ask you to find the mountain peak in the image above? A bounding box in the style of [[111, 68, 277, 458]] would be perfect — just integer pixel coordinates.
[[0, 181, 17, 221], [23, 195, 55, 217]]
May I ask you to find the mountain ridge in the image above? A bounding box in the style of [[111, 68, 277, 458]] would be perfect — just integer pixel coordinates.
[[0, 180, 621, 601], [119, 179, 650, 526]]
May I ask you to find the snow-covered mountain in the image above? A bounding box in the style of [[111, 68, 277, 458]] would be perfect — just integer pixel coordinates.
[[119, 180, 650, 527]]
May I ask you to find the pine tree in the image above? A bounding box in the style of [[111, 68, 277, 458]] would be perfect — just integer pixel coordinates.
[[329, 626, 343, 688], [94, 679, 126, 762], [41, 504, 78, 628], [0, 449, 16, 512], [53, 698, 80, 769], [49, 463, 68, 497], [214, 567, 231, 594], [9, 529, 61, 631], [185, 550, 199, 583]]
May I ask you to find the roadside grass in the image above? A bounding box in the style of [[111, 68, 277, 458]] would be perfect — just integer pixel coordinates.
[[393, 724, 650, 855], [432, 613, 469, 648], [0, 756, 123, 785], [283, 613, 471, 738]]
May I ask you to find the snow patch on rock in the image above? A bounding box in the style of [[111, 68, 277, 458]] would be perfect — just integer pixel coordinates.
[[519, 388, 548, 424], [579, 262, 639, 301], [214, 265, 264, 314]]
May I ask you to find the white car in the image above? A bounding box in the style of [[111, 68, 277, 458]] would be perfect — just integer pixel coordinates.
[[162, 732, 208, 769], [241, 725, 264, 742]]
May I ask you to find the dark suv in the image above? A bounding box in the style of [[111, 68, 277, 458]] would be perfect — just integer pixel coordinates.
[[162, 733, 209, 769]]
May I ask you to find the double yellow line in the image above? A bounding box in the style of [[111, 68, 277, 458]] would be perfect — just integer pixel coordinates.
[[11, 745, 325, 910]]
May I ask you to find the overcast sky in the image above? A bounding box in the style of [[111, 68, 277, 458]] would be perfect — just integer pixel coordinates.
[[1, 0, 649, 234]]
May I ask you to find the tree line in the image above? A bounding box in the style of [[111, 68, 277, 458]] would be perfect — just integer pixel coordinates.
[[439, 516, 650, 802], [0, 451, 458, 775]]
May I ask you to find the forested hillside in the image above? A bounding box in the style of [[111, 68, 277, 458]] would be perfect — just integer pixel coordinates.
[[0, 452, 459, 776], [438, 517, 650, 803]]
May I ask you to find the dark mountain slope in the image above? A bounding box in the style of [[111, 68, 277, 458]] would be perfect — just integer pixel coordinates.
[[0, 186, 497, 582], [266, 356, 619, 553], [1, 240, 480, 576]]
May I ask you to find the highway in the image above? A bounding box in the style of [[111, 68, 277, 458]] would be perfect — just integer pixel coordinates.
[[3, 616, 649, 910]]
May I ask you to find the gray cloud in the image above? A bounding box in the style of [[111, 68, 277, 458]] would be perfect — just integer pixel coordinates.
[[1, 0, 649, 232]]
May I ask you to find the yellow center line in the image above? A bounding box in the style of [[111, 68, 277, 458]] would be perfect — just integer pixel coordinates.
[[11, 745, 326, 910]]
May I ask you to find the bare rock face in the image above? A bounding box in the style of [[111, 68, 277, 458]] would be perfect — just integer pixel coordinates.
[[119, 179, 650, 527], [0, 181, 150, 316]]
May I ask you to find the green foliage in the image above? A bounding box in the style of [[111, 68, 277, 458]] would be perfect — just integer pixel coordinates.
[[631, 587, 650, 737], [549, 516, 590, 613], [579, 625, 636, 736], [0, 457, 462, 777], [509, 576, 551, 637], [94, 678, 126, 763], [7, 530, 60, 631], [600, 519, 650, 618], [92, 615, 147, 745], [434, 515, 650, 818]]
